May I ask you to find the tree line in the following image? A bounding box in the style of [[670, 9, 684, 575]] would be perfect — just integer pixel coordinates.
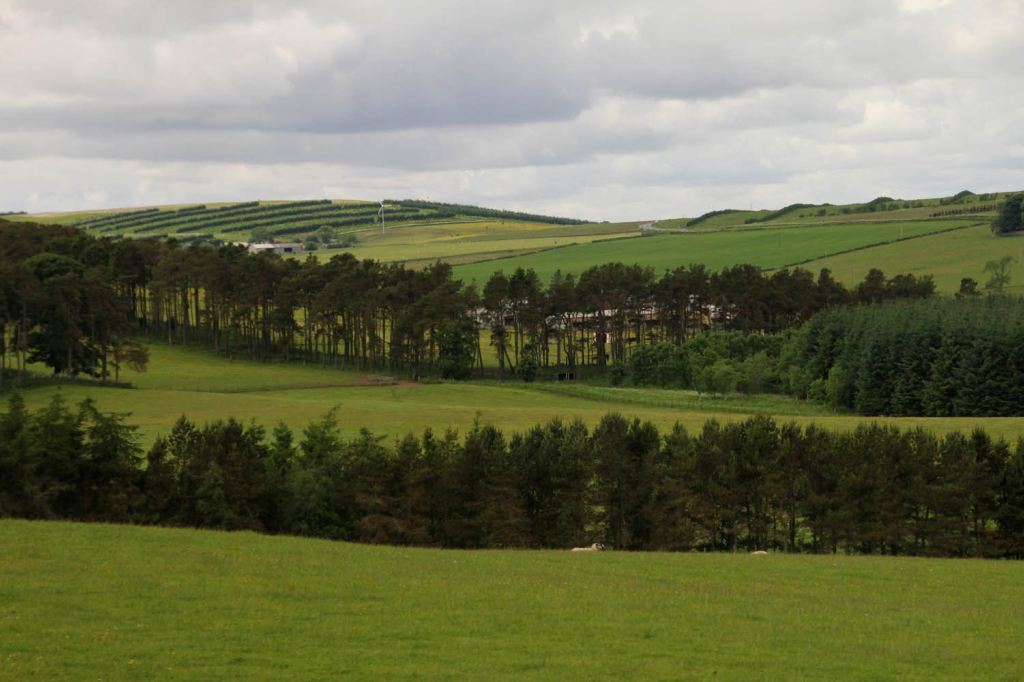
[[0, 219, 934, 382], [991, 193, 1023, 235], [614, 296, 1024, 417], [0, 222, 149, 386], [2, 394, 1023, 558], [393, 199, 588, 225], [781, 297, 1024, 416]]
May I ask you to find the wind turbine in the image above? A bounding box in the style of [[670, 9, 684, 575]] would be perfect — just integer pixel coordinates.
[[378, 200, 386, 234]]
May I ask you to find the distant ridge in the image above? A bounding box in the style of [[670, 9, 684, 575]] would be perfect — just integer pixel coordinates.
[[14, 198, 588, 243]]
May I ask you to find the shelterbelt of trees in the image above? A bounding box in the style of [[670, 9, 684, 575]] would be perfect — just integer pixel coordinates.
[[787, 298, 1024, 417], [3, 394, 1024, 558], [0, 219, 933, 382], [616, 298, 1024, 417]]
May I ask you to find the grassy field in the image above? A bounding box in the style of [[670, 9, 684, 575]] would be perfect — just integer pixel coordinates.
[[313, 219, 641, 266], [453, 219, 978, 284], [14, 344, 1024, 445], [798, 224, 1024, 293], [653, 191, 1006, 231], [3, 520, 1023, 679]]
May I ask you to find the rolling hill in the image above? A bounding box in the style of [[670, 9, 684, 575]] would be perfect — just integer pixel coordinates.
[[21, 199, 587, 244], [452, 218, 978, 285], [16, 188, 1020, 293]]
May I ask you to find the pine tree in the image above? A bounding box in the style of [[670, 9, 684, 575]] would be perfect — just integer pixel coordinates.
[[997, 442, 1024, 558]]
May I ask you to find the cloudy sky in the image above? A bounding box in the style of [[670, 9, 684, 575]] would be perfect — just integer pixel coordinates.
[[1, 0, 1022, 221]]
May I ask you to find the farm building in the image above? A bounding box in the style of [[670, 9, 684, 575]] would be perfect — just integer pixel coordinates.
[[246, 242, 305, 255]]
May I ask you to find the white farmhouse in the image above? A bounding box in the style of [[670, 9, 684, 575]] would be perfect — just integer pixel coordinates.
[[247, 242, 305, 255]]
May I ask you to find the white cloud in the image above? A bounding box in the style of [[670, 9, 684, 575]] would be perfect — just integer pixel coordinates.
[[899, 0, 953, 14], [0, 0, 1022, 220]]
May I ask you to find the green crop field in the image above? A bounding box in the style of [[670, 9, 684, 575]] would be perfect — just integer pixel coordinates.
[[14, 344, 1024, 445], [313, 219, 641, 266], [14, 199, 595, 246], [453, 219, 978, 284], [798, 224, 1024, 293], [3, 520, 1023, 679]]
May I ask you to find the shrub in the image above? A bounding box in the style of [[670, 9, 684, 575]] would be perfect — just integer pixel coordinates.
[[629, 342, 691, 388], [517, 351, 540, 383], [696, 360, 740, 394], [437, 322, 477, 380]]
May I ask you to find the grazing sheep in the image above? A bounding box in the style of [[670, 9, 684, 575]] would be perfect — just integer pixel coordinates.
[[571, 543, 604, 552], [751, 550, 768, 555]]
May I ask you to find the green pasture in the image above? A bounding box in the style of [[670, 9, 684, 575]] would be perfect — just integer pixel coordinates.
[[654, 191, 1006, 231], [117, 344, 384, 392], [315, 219, 640, 265], [799, 224, 1024, 293], [10, 211, 110, 226], [14, 344, 1024, 445], [3, 520, 1023, 679], [454, 219, 977, 284]]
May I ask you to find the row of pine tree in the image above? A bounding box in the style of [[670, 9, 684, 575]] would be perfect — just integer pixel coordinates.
[[787, 297, 1024, 416], [3, 394, 1023, 558], [0, 219, 933, 382]]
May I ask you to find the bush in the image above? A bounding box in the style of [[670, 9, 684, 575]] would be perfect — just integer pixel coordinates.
[[736, 351, 777, 394], [517, 351, 539, 383], [609, 362, 627, 386], [437, 322, 477, 380], [992, 194, 1024, 235], [825, 365, 852, 408], [807, 378, 827, 403], [696, 360, 740, 394], [628, 342, 691, 387]]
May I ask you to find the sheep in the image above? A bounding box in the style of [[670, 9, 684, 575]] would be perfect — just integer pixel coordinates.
[[751, 550, 768, 555], [571, 543, 604, 552]]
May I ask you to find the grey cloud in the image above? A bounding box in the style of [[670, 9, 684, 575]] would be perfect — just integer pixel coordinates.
[[0, 0, 1022, 220]]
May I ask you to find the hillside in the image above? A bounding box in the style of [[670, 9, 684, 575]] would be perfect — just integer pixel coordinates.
[[20, 199, 588, 244], [798, 223, 1024, 293], [3, 520, 1022, 679], [18, 188, 1020, 293], [453, 218, 977, 285], [450, 189, 1015, 288], [655, 189, 1007, 231]]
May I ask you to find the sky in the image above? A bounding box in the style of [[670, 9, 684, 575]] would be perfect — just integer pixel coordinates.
[[1, 0, 1022, 221]]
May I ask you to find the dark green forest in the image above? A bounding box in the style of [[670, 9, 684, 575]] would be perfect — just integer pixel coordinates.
[[618, 297, 1024, 417], [785, 298, 1024, 416], [2, 394, 1023, 558]]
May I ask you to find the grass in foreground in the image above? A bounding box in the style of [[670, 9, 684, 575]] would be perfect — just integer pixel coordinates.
[[2, 520, 1023, 680]]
